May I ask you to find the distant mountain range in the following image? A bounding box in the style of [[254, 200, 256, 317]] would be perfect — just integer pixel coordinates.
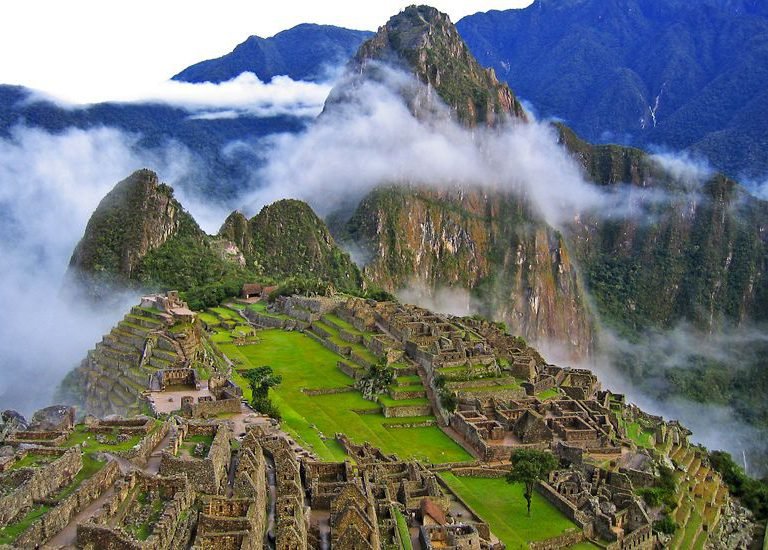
[[172, 23, 372, 83], [456, 0, 768, 180]]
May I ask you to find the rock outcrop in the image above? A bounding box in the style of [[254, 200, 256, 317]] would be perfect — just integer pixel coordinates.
[[345, 185, 594, 358], [329, 5, 526, 127]]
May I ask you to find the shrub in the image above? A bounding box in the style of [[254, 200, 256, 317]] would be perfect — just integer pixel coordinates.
[[653, 515, 677, 534]]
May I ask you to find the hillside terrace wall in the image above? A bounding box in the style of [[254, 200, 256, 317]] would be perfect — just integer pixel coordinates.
[[14, 459, 121, 547], [382, 404, 432, 418], [337, 361, 363, 380], [304, 330, 351, 357], [0, 447, 82, 526], [241, 308, 287, 329], [528, 530, 585, 550]]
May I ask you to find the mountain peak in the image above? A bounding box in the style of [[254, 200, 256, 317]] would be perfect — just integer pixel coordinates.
[[351, 5, 526, 126]]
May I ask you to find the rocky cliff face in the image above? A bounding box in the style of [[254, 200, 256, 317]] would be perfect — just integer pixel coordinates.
[[330, 5, 526, 127], [344, 186, 594, 357], [68, 169, 187, 297], [559, 125, 768, 334]]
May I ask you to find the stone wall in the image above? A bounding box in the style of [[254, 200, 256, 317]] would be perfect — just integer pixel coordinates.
[[304, 330, 350, 357], [187, 398, 242, 419], [528, 530, 585, 550], [303, 387, 356, 397], [337, 361, 363, 379], [114, 420, 170, 463], [382, 404, 432, 418], [535, 482, 591, 528], [159, 423, 232, 495], [242, 309, 286, 329], [15, 459, 121, 547], [0, 447, 82, 526]]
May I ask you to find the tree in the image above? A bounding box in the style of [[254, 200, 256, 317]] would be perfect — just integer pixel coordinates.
[[506, 449, 558, 517], [243, 366, 283, 418], [355, 360, 394, 401]]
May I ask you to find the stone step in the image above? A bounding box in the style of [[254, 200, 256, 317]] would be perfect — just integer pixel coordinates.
[[118, 320, 151, 338], [152, 348, 178, 363], [126, 313, 165, 330]]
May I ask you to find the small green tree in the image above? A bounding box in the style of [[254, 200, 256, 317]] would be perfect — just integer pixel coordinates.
[[356, 360, 394, 401], [243, 366, 283, 418], [506, 449, 559, 517]]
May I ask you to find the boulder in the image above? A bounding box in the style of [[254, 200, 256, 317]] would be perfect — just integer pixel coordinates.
[[29, 405, 76, 431]]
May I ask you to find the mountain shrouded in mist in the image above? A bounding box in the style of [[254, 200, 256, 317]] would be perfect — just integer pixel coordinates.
[[66, 169, 364, 304], [305, 5, 768, 467], [172, 23, 373, 84], [456, 0, 768, 180], [326, 5, 596, 358]]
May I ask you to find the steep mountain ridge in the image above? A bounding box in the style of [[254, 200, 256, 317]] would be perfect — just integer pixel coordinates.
[[456, 0, 768, 178], [335, 5, 526, 127], [558, 126, 768, 334], [219, 200, 364, 289]]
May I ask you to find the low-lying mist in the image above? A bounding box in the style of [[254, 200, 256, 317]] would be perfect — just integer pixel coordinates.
[[541, 323, 768, 477], [0, 125, 227, 415]]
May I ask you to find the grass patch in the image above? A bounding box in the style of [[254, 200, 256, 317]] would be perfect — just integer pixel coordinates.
[[64, 424, 148, 452], [439, 473, 579, 548], [394, 507, 413, 550], [625, 422, 655, 448], [0, 504, 50, 544], [223, 330, 470, 464], [536, 388, 561, 401], [10, 453, 56, 470], [179, 434, 214, 457]]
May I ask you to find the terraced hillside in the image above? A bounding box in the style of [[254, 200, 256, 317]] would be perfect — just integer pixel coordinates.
[[204, 301, 470, 464], [57, 295, 222, 417], [667, 444, 730, 549]]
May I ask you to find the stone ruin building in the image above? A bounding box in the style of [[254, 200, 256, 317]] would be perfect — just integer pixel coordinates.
[[6, 292, 746, 549]]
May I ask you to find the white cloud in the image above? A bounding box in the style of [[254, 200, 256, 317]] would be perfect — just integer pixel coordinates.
[[241, 66, 614, 227], [0, 125, 228, 414], [27, 73, 333, 119]]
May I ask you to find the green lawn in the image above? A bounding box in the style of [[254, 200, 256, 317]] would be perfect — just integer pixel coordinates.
[[536, 388, 561, 401], [625, 422, 655, 448], [221, 330, 470, 464], [439, 473, 580, 548]]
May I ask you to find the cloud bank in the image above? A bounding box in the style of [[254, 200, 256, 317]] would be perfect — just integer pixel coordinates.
[[27, 72, 332, 119], [241, 67, 614, 226], [0, 125, 224, 414]]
